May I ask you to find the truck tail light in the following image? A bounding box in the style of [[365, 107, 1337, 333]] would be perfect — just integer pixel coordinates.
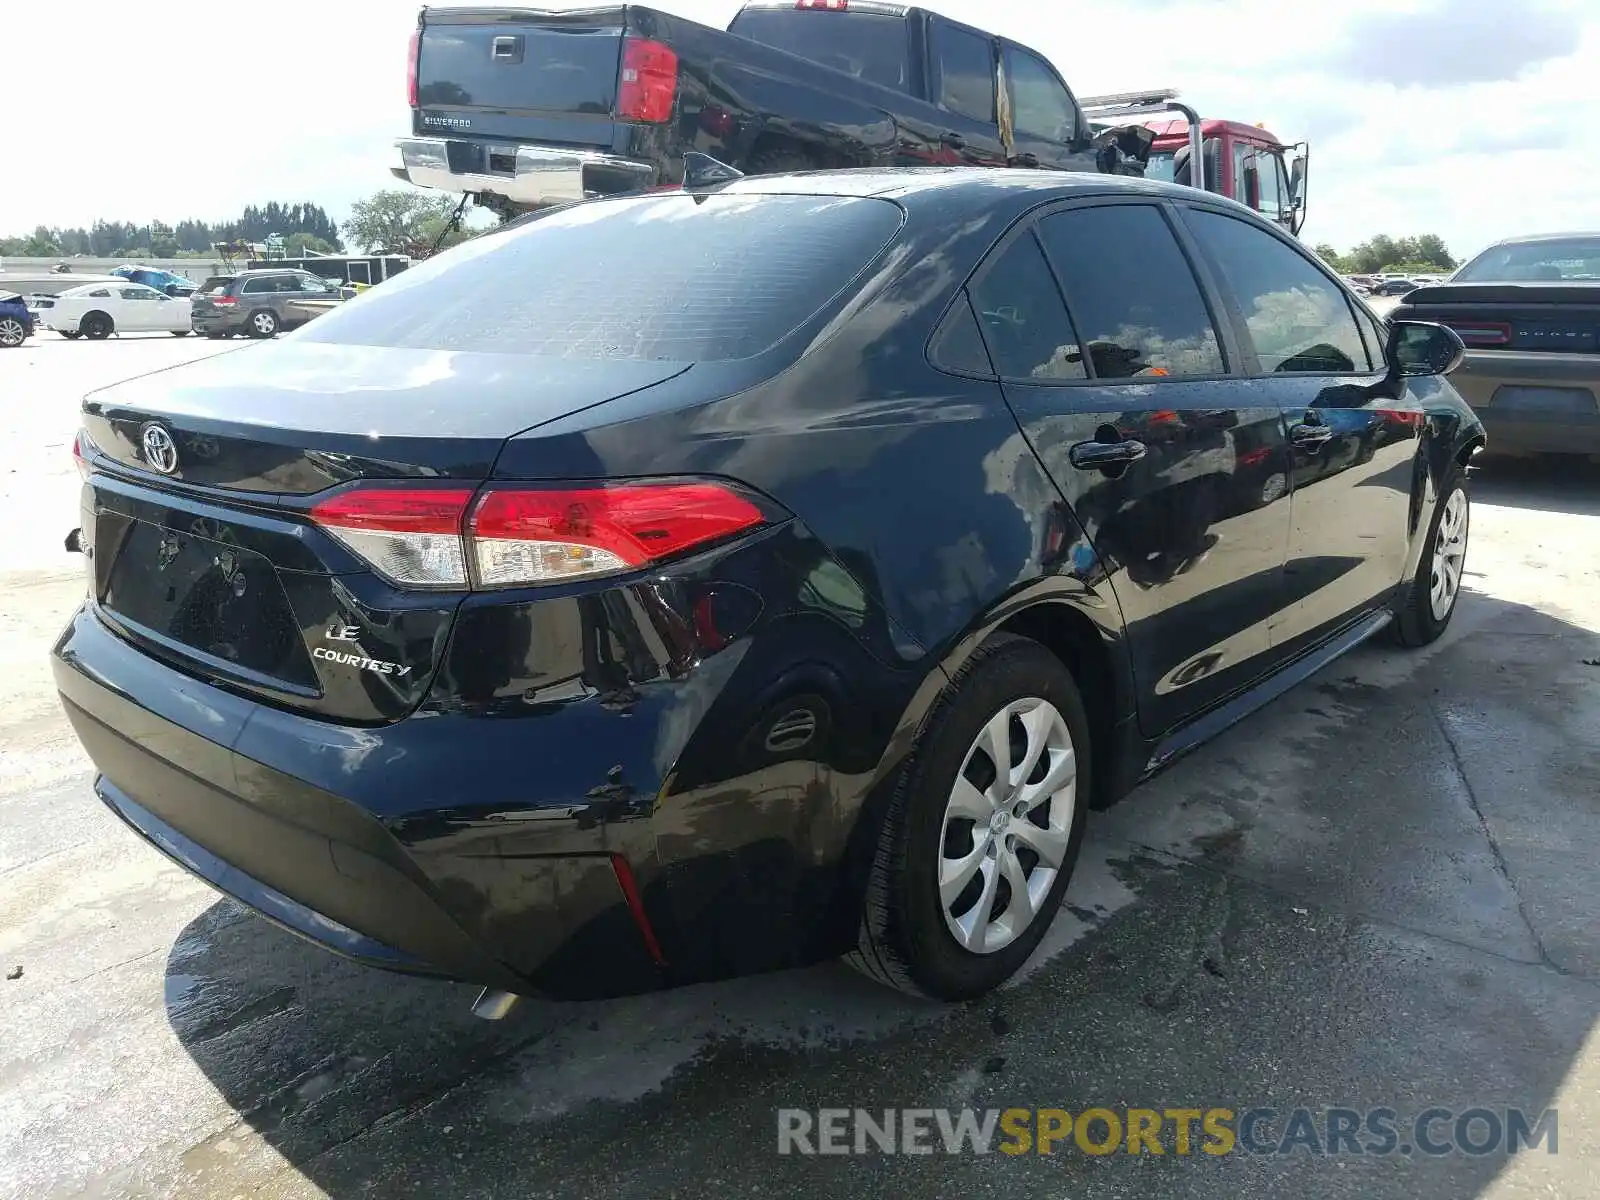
[[617, 37, 678, 123], [310, 480, 771, 590], [407, 30, 420, 108]]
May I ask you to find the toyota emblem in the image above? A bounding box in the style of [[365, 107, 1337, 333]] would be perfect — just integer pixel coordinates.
[[140, 423, 179, 475]]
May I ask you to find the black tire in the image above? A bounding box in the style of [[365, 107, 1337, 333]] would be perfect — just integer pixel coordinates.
[[171, 330, 191, 337], [848, 633, 1092, 1000], [1393, 465, 1470, 647], [744, 145, 816, 176], [204, 332, 230, 340], [60, 330, 83, 340], [0, 317, 25, 348], [246, 309, 279, 338], [81, 312, 113, 340]]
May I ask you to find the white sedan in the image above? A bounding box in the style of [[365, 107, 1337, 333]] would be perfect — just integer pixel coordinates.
[[43, 281, 196, 340]]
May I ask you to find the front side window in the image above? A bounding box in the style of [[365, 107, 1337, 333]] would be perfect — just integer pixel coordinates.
[[1004, 46, 1077, 143], [1186, 208, 1369, 374], [933, 22, 995, 123], [969, 233, 1085, 382], [1037, 205, 1225, 378]]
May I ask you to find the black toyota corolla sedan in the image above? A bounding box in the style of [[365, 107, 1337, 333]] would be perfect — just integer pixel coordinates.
[[54, 168, 1483, 1008]]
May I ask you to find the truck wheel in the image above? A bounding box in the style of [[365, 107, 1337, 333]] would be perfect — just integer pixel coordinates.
[[744, 145, 815, 176]]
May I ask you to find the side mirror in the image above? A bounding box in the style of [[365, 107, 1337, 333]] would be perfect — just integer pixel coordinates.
[[1289, 155, 1307, 208], [1243, 163, 1260, 210], [1388, 319, 1465, 378]]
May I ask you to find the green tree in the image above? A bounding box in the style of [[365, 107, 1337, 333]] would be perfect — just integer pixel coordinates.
[[344, 190, 466, 253], [21, 226, 62, 257], [283, 232, 338, 256], [1313, 243, 1349, 272]]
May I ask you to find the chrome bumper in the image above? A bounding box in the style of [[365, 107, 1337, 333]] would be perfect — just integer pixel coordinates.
[[394, 137, 656, 206]]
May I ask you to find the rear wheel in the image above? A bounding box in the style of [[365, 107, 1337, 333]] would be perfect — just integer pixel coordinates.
[[744, 145, 816, 176], [1393, 467, 1470, 646], [204, 332, 230, 340], [0, 318, 25, 348], [60, 330, 83, 340], [849, 633, 1091, 999], [246, 309, 279, 338], [81, 312, 113, 340]]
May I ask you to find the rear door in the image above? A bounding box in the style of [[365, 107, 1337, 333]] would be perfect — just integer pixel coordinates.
[[924, 16, 1007, 167], [999, 42, 1091, 171], [1177, 203, 1419, 657], [974, 199, 1293, 736]]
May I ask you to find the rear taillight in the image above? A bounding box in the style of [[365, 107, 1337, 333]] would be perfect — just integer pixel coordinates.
[[72, 430, 93, 481], [797, 0, 849, 8], [618, 37, 678, 123], [1445, 321, 1512, 347], [309, 480, 770, 590], [211, 295, 237, 306], [407, 30, 420, 108]]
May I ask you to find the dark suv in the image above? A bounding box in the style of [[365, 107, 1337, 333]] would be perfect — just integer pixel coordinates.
[[190, 269, 342, 339]]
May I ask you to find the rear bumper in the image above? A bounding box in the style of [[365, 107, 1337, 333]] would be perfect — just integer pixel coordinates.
[[52, 603, 662, 998], [394, 136, 657, 206], [1450, 349, 1600, 453]]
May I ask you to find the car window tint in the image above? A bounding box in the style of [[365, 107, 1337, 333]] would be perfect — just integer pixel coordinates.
[[87, 289, 110, 298], [120, 287, 151, 300], [1353, 302, 1389, 371], [1186, 209, 1368, 374], [299, 193, 904, 361], [1037, 205, 1224, 378], [929, 290, 994, 376], [241, 278, 273, 294], [1005, 46, 1077, 142], [934, 23, 995, 123], [969, 233, 1085, 381]]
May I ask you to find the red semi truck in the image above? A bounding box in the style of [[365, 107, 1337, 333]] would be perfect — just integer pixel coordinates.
[[1080, 89, 1308, 236]]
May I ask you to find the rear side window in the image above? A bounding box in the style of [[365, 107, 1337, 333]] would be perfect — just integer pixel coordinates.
[[1038, 205, 1225, 378], [1184, 208, 1368, 373], [241, 277, 279, 295], [969, 234, 1085, 382], [729, 9, 910, 92], [301, 193, 904, 362], [932, 22, 995, 123]]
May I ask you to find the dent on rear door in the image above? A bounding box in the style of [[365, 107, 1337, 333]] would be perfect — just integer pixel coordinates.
[[974, 201, 1294, 738]]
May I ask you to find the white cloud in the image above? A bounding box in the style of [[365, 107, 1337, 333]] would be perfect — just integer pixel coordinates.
[[2, 0, 1591, 264]]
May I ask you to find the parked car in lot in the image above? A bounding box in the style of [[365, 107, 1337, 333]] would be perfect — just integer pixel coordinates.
[[55, 169, 1482, 1009], [395, 0, 1133, 218], [1372, 277, 1420, 296], [1393, 231, 1599, 456], [190, 268, 345, 338], [0, 292, 35, 347], [41, 281, 195, 340]]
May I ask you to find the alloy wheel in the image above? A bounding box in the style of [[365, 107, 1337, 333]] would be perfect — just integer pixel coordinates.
[[939, 697, 1077, 955], [0, 318, 23, 347], [253, 312, 277, 335], [1429, 487, 1469, 621]]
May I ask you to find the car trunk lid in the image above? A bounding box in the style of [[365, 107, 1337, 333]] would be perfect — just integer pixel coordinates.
[[79, 340, 689, 724], [1402, 282, 1600, 355]]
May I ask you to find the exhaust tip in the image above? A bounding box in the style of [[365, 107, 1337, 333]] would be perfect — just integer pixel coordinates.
[[471, 987, 523, 1021]]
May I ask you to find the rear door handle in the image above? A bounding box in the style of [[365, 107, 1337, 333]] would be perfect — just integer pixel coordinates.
[[1069, 438, 1147, 471], [1290, 421, 1334, 449]]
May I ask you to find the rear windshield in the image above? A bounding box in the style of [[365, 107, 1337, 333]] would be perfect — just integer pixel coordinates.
[[729, 9, 910, 92], [299, 193, 905, 362], [1454, 238, 1600, 282]]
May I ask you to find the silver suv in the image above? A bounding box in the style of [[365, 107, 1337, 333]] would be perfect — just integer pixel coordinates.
[[190, 270, 342, 338]]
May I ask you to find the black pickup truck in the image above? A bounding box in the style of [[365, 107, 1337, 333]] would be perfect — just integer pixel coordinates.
[[394, 1, 1148, 217]]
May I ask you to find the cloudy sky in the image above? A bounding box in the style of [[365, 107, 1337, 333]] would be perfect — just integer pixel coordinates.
[[3, 0, 1592, 261]]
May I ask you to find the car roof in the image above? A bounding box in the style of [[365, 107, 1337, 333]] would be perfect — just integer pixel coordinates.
[[1479, 231, 1600, 247]]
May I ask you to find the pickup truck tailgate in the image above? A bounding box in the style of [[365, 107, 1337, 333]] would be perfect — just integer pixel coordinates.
[[417, 11, 625, 116]]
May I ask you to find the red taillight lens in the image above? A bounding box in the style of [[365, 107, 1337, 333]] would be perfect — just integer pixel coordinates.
[[1445, 321, 1512, 347], [72, 429, 93, 480], [211, 295, 237, 307], [407, 30, 420, 108], [310, 487, 475, 587], [617, 37, 678, 124], [797, 0, 849, 8], [470, 482, 766, 586], [310, 480, 769, 590]]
